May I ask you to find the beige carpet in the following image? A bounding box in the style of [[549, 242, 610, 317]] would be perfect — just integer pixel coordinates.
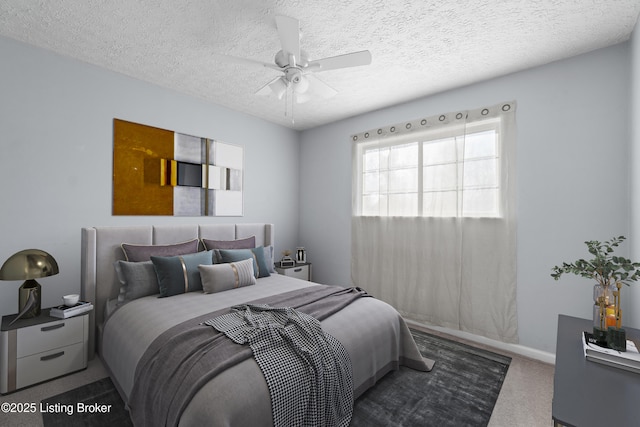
[[490, 355, 555, 426], [0, 330, 555, 427]]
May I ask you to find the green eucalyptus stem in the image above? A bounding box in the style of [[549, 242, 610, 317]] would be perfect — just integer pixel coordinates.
[[551, 236, 640, 287]]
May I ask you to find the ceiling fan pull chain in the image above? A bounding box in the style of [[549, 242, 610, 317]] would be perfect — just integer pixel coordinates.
[[282, 86, 295, 125], [284, 87, 289, 119]]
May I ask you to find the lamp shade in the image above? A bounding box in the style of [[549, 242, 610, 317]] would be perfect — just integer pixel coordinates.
[[0, 249, 59, 280]]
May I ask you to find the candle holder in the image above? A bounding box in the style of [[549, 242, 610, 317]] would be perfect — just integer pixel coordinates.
[[592, 283, 611, 345], [606, 282, 626, 351]]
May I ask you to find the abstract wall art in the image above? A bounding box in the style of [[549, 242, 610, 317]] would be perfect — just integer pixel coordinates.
[[113, 119, 243, 216]]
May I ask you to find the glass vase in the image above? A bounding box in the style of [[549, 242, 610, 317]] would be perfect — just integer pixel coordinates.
[[592, 283, 613, 345]]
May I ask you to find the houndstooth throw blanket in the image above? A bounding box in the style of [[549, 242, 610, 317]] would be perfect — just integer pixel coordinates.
[[205, 304, 353, 427]]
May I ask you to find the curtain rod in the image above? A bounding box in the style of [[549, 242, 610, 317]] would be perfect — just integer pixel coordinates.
[[351, 101, 516, 143]]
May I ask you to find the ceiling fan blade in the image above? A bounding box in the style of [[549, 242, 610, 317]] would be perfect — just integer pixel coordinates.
[[301, 74, 337, 101], [275, 15, 301, 64], [255, 76, 288, 99], [215, 54, 281, 71], [307, 50, 372, 72]]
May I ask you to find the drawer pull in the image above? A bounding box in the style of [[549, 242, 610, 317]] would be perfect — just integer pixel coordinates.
[[294, 268, 302, 272], [41, 351, 64, 361], [41, 323, 65, 332]]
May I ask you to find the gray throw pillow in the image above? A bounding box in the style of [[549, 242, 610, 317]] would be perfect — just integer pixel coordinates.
[[264, 245, 276, 273], [217, 247, 271, 278], [114, 260, 159, 305], [198, 258, 256, 294]]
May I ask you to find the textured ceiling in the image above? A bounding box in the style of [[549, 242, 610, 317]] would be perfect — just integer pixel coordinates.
[[1, 1, 639, 130]]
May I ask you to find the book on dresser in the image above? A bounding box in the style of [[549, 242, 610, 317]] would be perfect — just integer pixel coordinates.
[[49, 301, 94, 318], [582, 331, 640, 374]]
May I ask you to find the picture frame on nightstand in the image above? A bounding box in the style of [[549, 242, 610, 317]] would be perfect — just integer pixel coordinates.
[[295, 247, 306, 263]]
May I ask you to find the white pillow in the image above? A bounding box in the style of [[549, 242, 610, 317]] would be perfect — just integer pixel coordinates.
[[198, 258, 256, 294]]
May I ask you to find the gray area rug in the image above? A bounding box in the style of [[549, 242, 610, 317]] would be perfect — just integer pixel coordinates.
[[351, 329, 511, 426], [41, 376, 132, 427], [41, 329, 510, 427]]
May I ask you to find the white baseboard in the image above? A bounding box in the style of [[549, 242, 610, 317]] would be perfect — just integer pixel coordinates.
[[405, 319, 556, 365]]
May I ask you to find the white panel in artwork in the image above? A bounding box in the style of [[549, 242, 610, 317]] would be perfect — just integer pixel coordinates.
[[206, 165, 226, 190], [214, 190, 243, 216], [215, 141, 243, 170]]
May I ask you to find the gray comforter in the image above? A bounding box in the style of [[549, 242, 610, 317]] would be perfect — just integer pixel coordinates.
[[101, 275, 432, 427], [129, 285, 366, 427]]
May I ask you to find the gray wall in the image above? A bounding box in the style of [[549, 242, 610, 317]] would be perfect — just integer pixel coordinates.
[[630, 20, 640, 327], [299, 42, 632, 354], [0, 36, 301, 316]]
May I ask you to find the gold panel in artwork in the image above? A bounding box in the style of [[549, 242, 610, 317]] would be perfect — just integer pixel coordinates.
[[113, 119, 174, 215]]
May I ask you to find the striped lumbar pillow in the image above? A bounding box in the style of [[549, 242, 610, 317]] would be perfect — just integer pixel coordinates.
[[199, 258, 256, 294]]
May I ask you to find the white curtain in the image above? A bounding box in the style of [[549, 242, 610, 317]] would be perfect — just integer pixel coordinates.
[[351, 102, 518, 343]]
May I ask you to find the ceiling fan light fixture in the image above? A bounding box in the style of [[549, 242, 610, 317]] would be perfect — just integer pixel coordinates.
[[235, 15, 371, 106], [268, 77, 289, 99], [292, 74, 309, 94]]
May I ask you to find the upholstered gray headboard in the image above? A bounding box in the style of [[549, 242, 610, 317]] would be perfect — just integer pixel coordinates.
[[80, 223, 274, 358]]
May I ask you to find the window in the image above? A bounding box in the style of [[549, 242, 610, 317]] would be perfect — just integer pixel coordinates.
[[351, 102, 517, 342], [355, 118, 501, 218]]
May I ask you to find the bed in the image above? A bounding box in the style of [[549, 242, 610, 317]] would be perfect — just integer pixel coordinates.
[[80, 223, 432, 426]]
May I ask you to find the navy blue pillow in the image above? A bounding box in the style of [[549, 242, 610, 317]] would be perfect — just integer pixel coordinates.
[[217, 247, 271, 278], [151, 250, 213, 297]]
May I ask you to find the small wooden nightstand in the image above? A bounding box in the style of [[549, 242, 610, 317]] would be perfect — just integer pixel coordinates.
[[0, 309, 89, 394], [275, 262, 312, 281]]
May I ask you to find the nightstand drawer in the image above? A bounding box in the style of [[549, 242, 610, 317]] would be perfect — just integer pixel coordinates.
[[276, 264, 311, 281], [16, 342, 85, 389], [286, 266, 309, 280], [16, 316, 84, 357]]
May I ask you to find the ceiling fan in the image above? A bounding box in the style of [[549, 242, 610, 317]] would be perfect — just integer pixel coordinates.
[[220, 15, 372, 104]]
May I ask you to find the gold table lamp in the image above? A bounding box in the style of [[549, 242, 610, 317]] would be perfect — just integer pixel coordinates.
[[0, 249, 59, 322]]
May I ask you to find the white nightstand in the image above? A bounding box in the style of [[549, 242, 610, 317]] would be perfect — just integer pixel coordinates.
[[0, 309, 89, 394], [275, 263, 312, 281]]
